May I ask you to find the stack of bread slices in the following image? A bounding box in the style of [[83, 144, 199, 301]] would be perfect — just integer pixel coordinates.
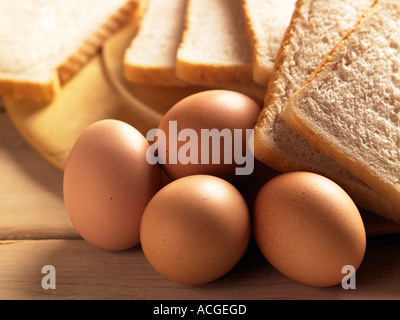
[[124, 0, 296, 88]]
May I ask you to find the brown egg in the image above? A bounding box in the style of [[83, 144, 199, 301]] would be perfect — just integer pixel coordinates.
[[149, 90, 261, 183], [140, 175, 251, 285], [63, 119, 163, 251], [253, 171, 366, 287]]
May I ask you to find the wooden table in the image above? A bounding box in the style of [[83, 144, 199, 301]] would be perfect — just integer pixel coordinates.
[[1, 108, 400, 301]]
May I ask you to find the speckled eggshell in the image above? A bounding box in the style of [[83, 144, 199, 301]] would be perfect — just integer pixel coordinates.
[[156, 90, 261, 183], [253, 171, 367, 287], [140, 175, 251, 285], [63, 119, 163, 251]]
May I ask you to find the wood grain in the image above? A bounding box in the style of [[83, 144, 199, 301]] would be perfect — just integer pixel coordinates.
[[1, 237, 400, 300], [0, 113, 78, 240]]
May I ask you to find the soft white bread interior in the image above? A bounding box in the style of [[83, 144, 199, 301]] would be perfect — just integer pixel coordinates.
[[0, 0, 140, 103], [124, 0, 188, 86], [283, 0, 400, 223], [176, 0, 253, 86], [241, 0, 296, 87], [251, 0, 389, 218]]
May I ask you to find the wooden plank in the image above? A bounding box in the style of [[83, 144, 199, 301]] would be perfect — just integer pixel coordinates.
[[1, 237, 400, 300], [0, 112, 79, 240]]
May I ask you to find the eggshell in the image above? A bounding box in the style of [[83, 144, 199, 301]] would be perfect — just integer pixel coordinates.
[[140, 175, 251, 285], [63, 119, 163, 251], [253, 171, 367, 287], [154, 90, 261, 182]]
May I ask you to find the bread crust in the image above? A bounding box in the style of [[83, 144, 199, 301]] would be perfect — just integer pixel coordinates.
[[241, 0, 265, 86], [124, 64, 188, 86], [253, 0, 307, 171], [0, 76, 60, 104], [241, 0, 295, 87], [176, 59, 253, 86]]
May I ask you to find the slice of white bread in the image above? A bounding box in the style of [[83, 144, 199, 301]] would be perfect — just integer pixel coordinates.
[[251, 0, 393, 218], [124, 0, 188, 86], [241, 0, 296, 87], [0, 0, 140, 103], [176, 0, 253, 86], [283, 0, 400, 223]]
